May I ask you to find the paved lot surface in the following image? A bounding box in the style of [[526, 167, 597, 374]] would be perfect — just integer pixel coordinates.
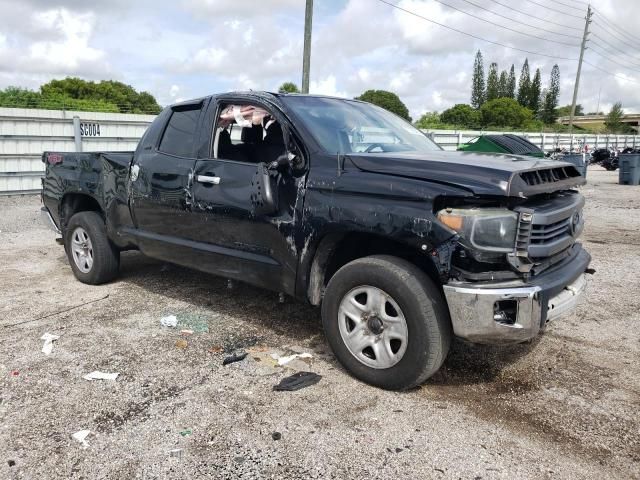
[[0, 166, 639, 479]]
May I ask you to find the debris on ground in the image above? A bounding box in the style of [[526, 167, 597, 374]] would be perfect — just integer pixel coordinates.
[[222, 352, 248, 366], [247, 345, 270, 353], [10, 370, 19, 376], [160, 315, 178, 328], [177, 313, 209, 333], [71, 430, 91, 448], [275, 352, 312, 366], [272, 432, 282, 440], [175, 339, 188, 349], [223, 336, 260, 353], [169, 448, 183, 458], [83, 371, 119, 381], [273, 372, 322, 391], [208, 346, 223, 353], [8, 460, 16, 467], [40, 333, 60, 355], [179, 429, 192, 437], [180, 329, 194, 335]]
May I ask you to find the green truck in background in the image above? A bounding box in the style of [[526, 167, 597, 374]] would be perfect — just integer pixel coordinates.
[[458, 134, 545, 158]]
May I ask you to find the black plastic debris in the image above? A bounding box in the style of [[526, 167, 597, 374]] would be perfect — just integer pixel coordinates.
[[222, 352, 248, 366], [271, 432, 282, 441], [273, 372, 322, 391]]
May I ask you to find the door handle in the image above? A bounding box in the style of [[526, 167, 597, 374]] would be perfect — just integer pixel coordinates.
[[196, 175, 221, 185]]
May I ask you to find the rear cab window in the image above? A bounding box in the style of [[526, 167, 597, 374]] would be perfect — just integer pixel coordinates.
[[159, 106, 201, 157]]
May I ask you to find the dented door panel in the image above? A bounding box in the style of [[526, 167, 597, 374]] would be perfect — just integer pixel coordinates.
[[189, 159, 303, 295]]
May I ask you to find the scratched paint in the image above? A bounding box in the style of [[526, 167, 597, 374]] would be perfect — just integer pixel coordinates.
[[41, 91, 588, 305]]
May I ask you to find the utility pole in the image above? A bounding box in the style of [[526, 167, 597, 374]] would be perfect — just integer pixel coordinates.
[[569, 4, 592, 132], [302, 0, 313, 94]]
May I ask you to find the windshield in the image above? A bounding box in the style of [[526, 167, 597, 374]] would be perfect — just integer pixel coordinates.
[[281, 96, 441, 155]]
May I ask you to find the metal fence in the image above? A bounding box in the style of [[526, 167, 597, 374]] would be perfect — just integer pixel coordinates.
[[0, 107, 155, 195], [3, 107, 640, 194], [423, 129, 640, 152]]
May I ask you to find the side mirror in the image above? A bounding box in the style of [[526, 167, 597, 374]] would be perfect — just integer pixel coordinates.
[[268, 153, 292, 172], [250, 162, 279, 216]]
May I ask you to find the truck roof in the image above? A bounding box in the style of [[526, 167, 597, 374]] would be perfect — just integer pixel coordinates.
[[166, 91, 366, 110]]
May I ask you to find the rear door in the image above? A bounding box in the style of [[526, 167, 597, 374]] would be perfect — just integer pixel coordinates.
[[129, 100, 204, 260]]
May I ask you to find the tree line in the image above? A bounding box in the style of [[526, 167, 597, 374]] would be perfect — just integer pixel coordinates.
[[0, 78, 162, 114], [1, 77, 631, 134], [425, 51, 561, 130]]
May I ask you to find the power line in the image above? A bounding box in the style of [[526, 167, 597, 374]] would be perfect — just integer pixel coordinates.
[[583, 60, 640, 85], [376, 0, 640, 87], [522, 0, 584, 19], [486, 0, 582, 31], [587, 45, 640, 74], [596, 17, 640, 50], [590, 33, 640, 63], [430, 0, 580, 47], [592, 20, 640, 54], [551, 0, 585, 12], [374, 0, 578, 60], [592, 9, 640, 44], [456, 0, 581, 40]]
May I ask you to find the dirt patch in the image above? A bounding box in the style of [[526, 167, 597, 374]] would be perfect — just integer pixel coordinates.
[[1, 170, 639, 479]]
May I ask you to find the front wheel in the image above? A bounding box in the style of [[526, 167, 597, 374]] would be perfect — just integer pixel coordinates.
[[321, 255, 452, 390], [65, 211, 120, 285]]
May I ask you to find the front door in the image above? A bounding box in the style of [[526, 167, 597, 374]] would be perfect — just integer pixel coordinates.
[[189, 99, 306, 295]]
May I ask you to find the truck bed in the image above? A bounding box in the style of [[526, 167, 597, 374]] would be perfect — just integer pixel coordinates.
[[41, 151, 135, 244]]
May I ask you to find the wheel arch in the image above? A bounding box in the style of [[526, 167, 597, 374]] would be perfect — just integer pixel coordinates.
[[60, 193, 104, 231], [306, 231, 443, 306]]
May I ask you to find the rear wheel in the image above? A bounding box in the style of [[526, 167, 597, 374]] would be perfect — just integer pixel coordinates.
[[65, 211, 120, 284], [321, 255, 452, 390]]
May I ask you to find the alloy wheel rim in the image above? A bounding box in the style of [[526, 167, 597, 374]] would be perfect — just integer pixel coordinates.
[[71, 227, 93, 273], [338, 285, 409, 369]]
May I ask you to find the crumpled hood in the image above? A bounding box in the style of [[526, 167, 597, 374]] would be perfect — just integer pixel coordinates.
[[347, 151, 585, 197]]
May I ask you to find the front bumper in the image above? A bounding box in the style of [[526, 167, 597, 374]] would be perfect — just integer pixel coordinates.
[[41, 206, 61, 235], [443, 246, 591, 344]]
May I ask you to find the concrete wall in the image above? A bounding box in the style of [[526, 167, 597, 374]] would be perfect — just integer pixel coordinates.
[[3, 107, 640, 194], [423, 129, 640, 152]]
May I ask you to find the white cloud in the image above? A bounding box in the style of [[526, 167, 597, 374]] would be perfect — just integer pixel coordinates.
[[187, 47, 228, 72], [0, 0, 637, 117], [184, 0, 301, 18], [389, 71, 413, 94], [310, 75, 348, 98], [28, 10, 105, 72], [0, 7, 110, 77]]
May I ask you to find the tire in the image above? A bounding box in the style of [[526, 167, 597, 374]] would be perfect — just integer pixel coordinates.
[[64, 211, 120, 285], [321, 255, 452, 390]]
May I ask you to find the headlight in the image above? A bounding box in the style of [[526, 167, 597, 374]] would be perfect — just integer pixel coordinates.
[[437, 208, 518, 252]]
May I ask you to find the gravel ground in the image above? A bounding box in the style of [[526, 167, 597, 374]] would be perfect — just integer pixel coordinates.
[[0, 166, 638, 479]]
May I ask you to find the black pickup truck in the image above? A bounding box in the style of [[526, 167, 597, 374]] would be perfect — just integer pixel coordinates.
[[41, 92, 591, 390]]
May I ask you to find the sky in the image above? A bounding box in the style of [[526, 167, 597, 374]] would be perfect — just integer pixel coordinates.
[[0, 0, 638, 118]]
